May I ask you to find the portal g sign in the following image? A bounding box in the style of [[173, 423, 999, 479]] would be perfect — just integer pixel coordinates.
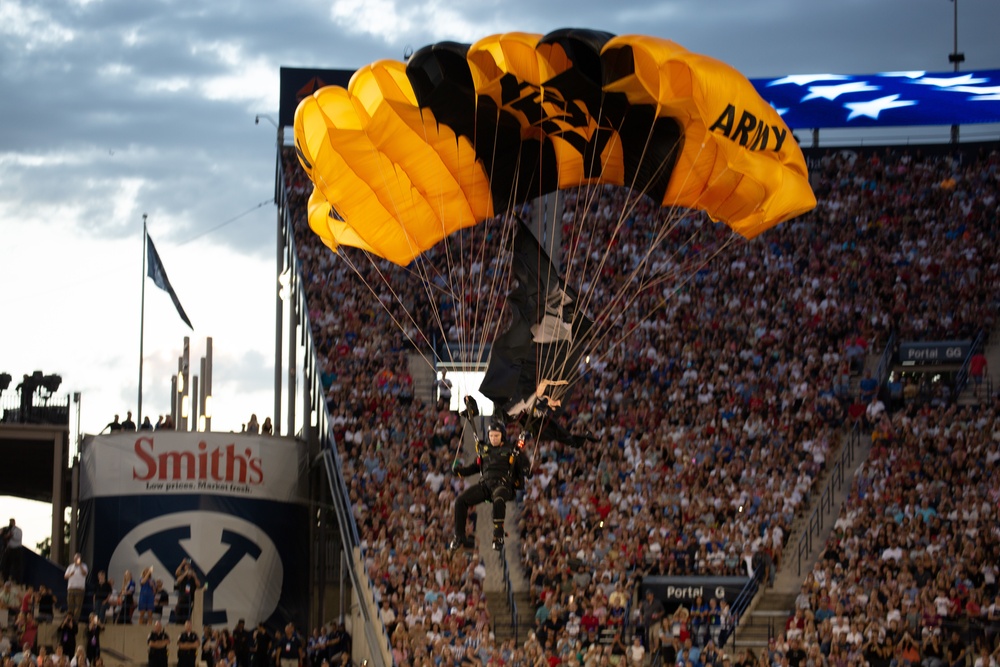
[[108, 511, 283, 626]]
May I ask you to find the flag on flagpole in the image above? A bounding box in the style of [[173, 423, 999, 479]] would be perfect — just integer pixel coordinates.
[[146, 234, 193, 329]]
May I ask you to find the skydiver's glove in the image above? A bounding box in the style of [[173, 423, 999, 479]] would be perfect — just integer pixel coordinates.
[[461, 395, 479, 420], [452, 459, 463, 477]]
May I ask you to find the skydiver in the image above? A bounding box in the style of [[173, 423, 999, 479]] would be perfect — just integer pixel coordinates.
[[450, 398, 532, 551]]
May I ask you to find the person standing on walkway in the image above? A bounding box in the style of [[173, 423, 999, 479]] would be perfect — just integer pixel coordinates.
[[64, 553, 88, 621]]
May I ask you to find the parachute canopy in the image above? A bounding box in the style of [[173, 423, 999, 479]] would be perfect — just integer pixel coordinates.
[[294, 29, 815, 267]]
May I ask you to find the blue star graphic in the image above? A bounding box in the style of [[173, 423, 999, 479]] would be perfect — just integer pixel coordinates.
[[768, 101, 790, 116], [950, 85, 1000, 95], [913, 74, 989, 88], [802, 81, 881, 102], [844, 95, 917, 121], [878, 71, 926, 79], [767, 74, 850, 87]]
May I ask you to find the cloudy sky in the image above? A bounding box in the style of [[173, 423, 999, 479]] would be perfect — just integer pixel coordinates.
[[2, 0, 999, 547]]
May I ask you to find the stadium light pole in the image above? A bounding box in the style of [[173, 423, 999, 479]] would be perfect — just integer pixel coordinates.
[[948, 0, 965, 143]]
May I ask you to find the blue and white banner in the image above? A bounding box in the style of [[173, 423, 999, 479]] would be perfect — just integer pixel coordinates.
[[79, 433, 309, 628], [751, 69, 1000, 129]]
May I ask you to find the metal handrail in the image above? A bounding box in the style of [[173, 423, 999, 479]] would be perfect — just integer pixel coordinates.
[[954, 328, 985, 395], [498, 544, 519, 643], [723, 563, 763, 649], [874, 330, 898, 387], [796, 421, 861, 576]]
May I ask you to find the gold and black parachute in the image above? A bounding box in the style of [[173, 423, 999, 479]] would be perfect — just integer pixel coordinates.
[[294, 29, 815, 265], [293, 29, 816, 435]]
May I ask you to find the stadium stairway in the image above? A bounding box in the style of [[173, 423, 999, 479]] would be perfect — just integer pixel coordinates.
[[479, 500, 533, 645], [729, 424, 873, 653], [408, 353, 437, 406], [36, 621, 152, 666]]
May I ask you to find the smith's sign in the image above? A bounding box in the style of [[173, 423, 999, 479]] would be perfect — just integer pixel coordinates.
[[132, 437, 264, 484]]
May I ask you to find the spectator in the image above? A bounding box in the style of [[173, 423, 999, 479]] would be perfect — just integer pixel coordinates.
[[177, 620, 200, 667], [36, 585, 55, 623], [276, 143, 1000, 667], [137, 566, 155, 625], [626, 635, 645, 667], [252, 622, 272, 667], [93, 572, 112, 623], [865, 393, 886, 425], [64, 553, 88, 621], [174, 559, 200, 623], [105, 415, 122, 433], [639, 590, 665, 647], [147, 621, 170, 667], [56, 613, 78, 657], [232, 619, 251, 667], [117, 569, 135, 624], [85, 612, 103, 664], [121, 411, 137, 432], [970, 350, 988, 398], [278, 623, 303, 667], [436, 370, 453, 411], [1, 518, 23, 583], [152, 579, 169, 622]]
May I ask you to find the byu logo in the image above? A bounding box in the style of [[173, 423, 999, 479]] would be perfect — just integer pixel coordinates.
[[109, 511, 283, 626]]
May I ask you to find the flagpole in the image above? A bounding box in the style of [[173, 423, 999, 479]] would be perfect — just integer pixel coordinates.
[[139, 213, 147, 426]]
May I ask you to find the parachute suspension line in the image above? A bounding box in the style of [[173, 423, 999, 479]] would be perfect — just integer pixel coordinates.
[[545, 108, 711, 400], [306, 165, 445, 380], [413, 105, 464, 374], [309, 139, 452, 381], [461, 107, 516, 393], [572, 210, 714, 389], [453, 419, 470, 467], [562, 232, 742, 401], [602, 233, 742, 354], [308, 159, 458, 388], [336, 249, 439, 377]]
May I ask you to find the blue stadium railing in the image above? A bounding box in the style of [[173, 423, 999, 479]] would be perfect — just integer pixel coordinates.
[[955, 328, 986, 397]]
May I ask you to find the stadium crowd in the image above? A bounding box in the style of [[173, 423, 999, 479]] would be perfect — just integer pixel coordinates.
[[274, 140, 1000, 667], [752, 399, 1000, 667], [4, 143, 994, 667], [277, 142, 1000, 667]]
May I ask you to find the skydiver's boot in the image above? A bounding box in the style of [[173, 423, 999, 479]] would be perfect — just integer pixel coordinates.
[[492, 522, 505, 551]]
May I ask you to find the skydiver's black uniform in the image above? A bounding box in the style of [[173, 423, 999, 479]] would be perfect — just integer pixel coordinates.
[[451, 420, 532, 550]]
